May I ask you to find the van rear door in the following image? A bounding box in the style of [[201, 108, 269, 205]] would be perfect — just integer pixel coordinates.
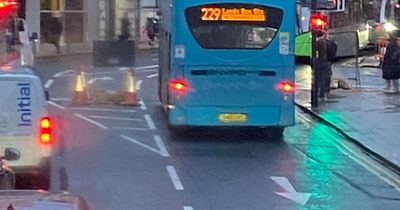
[[0, 78, 43, 139]]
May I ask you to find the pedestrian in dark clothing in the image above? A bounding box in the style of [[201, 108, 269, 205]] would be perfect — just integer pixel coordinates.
[[315, 30, 330, 100], [119, 13, 130, 40], [46, 15, 62, 53], [382, 31, 400, 93]]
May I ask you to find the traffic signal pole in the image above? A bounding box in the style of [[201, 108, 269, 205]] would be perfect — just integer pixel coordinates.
[[311, 0, 319, 108]]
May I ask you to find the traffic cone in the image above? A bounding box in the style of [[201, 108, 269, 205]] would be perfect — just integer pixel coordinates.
[[71, 71, 89, 106], [121, 69, 139, 106]]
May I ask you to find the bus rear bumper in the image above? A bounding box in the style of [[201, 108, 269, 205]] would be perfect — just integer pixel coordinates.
[[168, 105, 294, 127]]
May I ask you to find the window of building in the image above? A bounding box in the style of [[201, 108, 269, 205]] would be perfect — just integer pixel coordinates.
[[40, 0, 86, 45]]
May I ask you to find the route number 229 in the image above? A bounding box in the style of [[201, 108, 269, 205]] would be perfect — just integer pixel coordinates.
[[201, 8, 222, 21]]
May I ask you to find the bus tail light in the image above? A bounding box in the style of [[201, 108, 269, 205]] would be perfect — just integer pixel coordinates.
[[169, 79, 188, 94], [39, 117, 53, 144], [277, 81, 295, 94]]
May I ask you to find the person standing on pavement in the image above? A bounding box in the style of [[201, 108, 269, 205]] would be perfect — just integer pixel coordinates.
[[119, 12, 131, 40], [382, 31, 400, 93], [315, 30, 330, 100]]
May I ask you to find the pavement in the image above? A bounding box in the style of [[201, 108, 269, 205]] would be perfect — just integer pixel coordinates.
[[295, 54, 400, 170]]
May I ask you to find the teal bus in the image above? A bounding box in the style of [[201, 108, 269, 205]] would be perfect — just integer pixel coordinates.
[[158, 0, 296, 137]]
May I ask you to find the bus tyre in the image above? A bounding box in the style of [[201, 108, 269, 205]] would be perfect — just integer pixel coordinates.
[[169, 125, 186, 139], [269, 127, 284, 139]]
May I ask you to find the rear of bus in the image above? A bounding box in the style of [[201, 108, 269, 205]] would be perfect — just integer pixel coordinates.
[[167, 1, 295, 130]]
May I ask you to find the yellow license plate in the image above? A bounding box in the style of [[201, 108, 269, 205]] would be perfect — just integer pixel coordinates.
[[218, 113, 247, 122]]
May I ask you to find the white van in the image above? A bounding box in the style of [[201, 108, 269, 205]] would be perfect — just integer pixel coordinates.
[[0, 68, 52, 189]]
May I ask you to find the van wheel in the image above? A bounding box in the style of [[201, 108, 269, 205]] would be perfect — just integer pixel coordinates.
[[0, 171, 15, 190], [38, 159, 51, 190]]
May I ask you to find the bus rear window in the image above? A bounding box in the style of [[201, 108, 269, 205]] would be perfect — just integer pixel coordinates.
[[185, 4, 283, 49]]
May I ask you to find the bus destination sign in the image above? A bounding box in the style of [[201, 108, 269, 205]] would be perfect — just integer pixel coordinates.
[[201, 7, 266, 22]]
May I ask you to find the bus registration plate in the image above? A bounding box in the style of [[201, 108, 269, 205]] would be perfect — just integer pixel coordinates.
[[218, 113, 247, 122]]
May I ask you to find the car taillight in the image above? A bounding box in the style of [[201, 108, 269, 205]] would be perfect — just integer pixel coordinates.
[[277, 81, 295, 94], [169, 79, 188, 94], [39, 117, 53, 144]]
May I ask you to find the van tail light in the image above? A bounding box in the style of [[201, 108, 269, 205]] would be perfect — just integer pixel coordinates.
[[39, 117, 53, 144], [277, 81, 295, 94], [169, 79, 188, 94]]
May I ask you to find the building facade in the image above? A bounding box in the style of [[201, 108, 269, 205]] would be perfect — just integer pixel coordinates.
[[25, 0, 156, 56]]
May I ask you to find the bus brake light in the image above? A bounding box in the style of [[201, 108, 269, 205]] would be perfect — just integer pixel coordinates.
[[278, 81, 295, 94], [169, 79, 188, 94], [39, 117, 53, 144]]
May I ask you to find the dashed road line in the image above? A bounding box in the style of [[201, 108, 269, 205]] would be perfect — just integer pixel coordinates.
[[120, 134, 163, 155], [113, 127, 149, 131], [166, 166, 184, 191], [135, 65, 159, 70], [51, 97, 70, 102], [154, 135, 169, 157], [139, 100, 147, 110], [89, 115, 143, 121], [74, 113, 109, 130], [48, 101, 65, 110], [71, 107, 136, 113], [144, 114, 156, 130], [45, 79, 54, 89], [147, 73, 159, 78], [183, 207, 194, 210]]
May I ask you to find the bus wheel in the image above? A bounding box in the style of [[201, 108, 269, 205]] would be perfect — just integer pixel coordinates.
[[268, 127, 284, 139], [168, 125, 186, 139]]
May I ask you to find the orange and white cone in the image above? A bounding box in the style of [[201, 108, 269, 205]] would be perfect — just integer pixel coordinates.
[[72, 71, 89, 106], [122, 69, 139, 106]]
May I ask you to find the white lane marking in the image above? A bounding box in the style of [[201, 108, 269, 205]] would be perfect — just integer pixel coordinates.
[[113, 127, 149, 131], [136, 69, 158, 73], [119, 67, 130, 71], [147, 73, 159, 78], [136, 80, 143, 90], [45, 79, 54, 89], [154, 135, 169, 157], [51, 97, 70, 102], [48, 101, 65, 110], [120, 135, 163, 155], [144, 114, 156, 130], [183, 207, 194, 210], [71, 107, 136, 113], [166, 166, 184, 191], [270, 176, 312, 205], [54, 69, 74, 78], [135, 65, 159, 71], [119, 65, 159, 71], [139, 100, 147, 110], [74, 113, 109, 130], [87, 76, 113, 85], [89, 115, 142, 121]]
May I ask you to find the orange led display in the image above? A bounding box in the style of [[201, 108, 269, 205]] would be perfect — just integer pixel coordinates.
[[201, 7, 266, 22]]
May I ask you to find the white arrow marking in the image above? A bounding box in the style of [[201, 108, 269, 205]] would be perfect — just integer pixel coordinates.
[[136, 80, 143, 90], [54, 69, 74, 78], [87, 76, 113, 85], [270, 176, 312, 205]]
